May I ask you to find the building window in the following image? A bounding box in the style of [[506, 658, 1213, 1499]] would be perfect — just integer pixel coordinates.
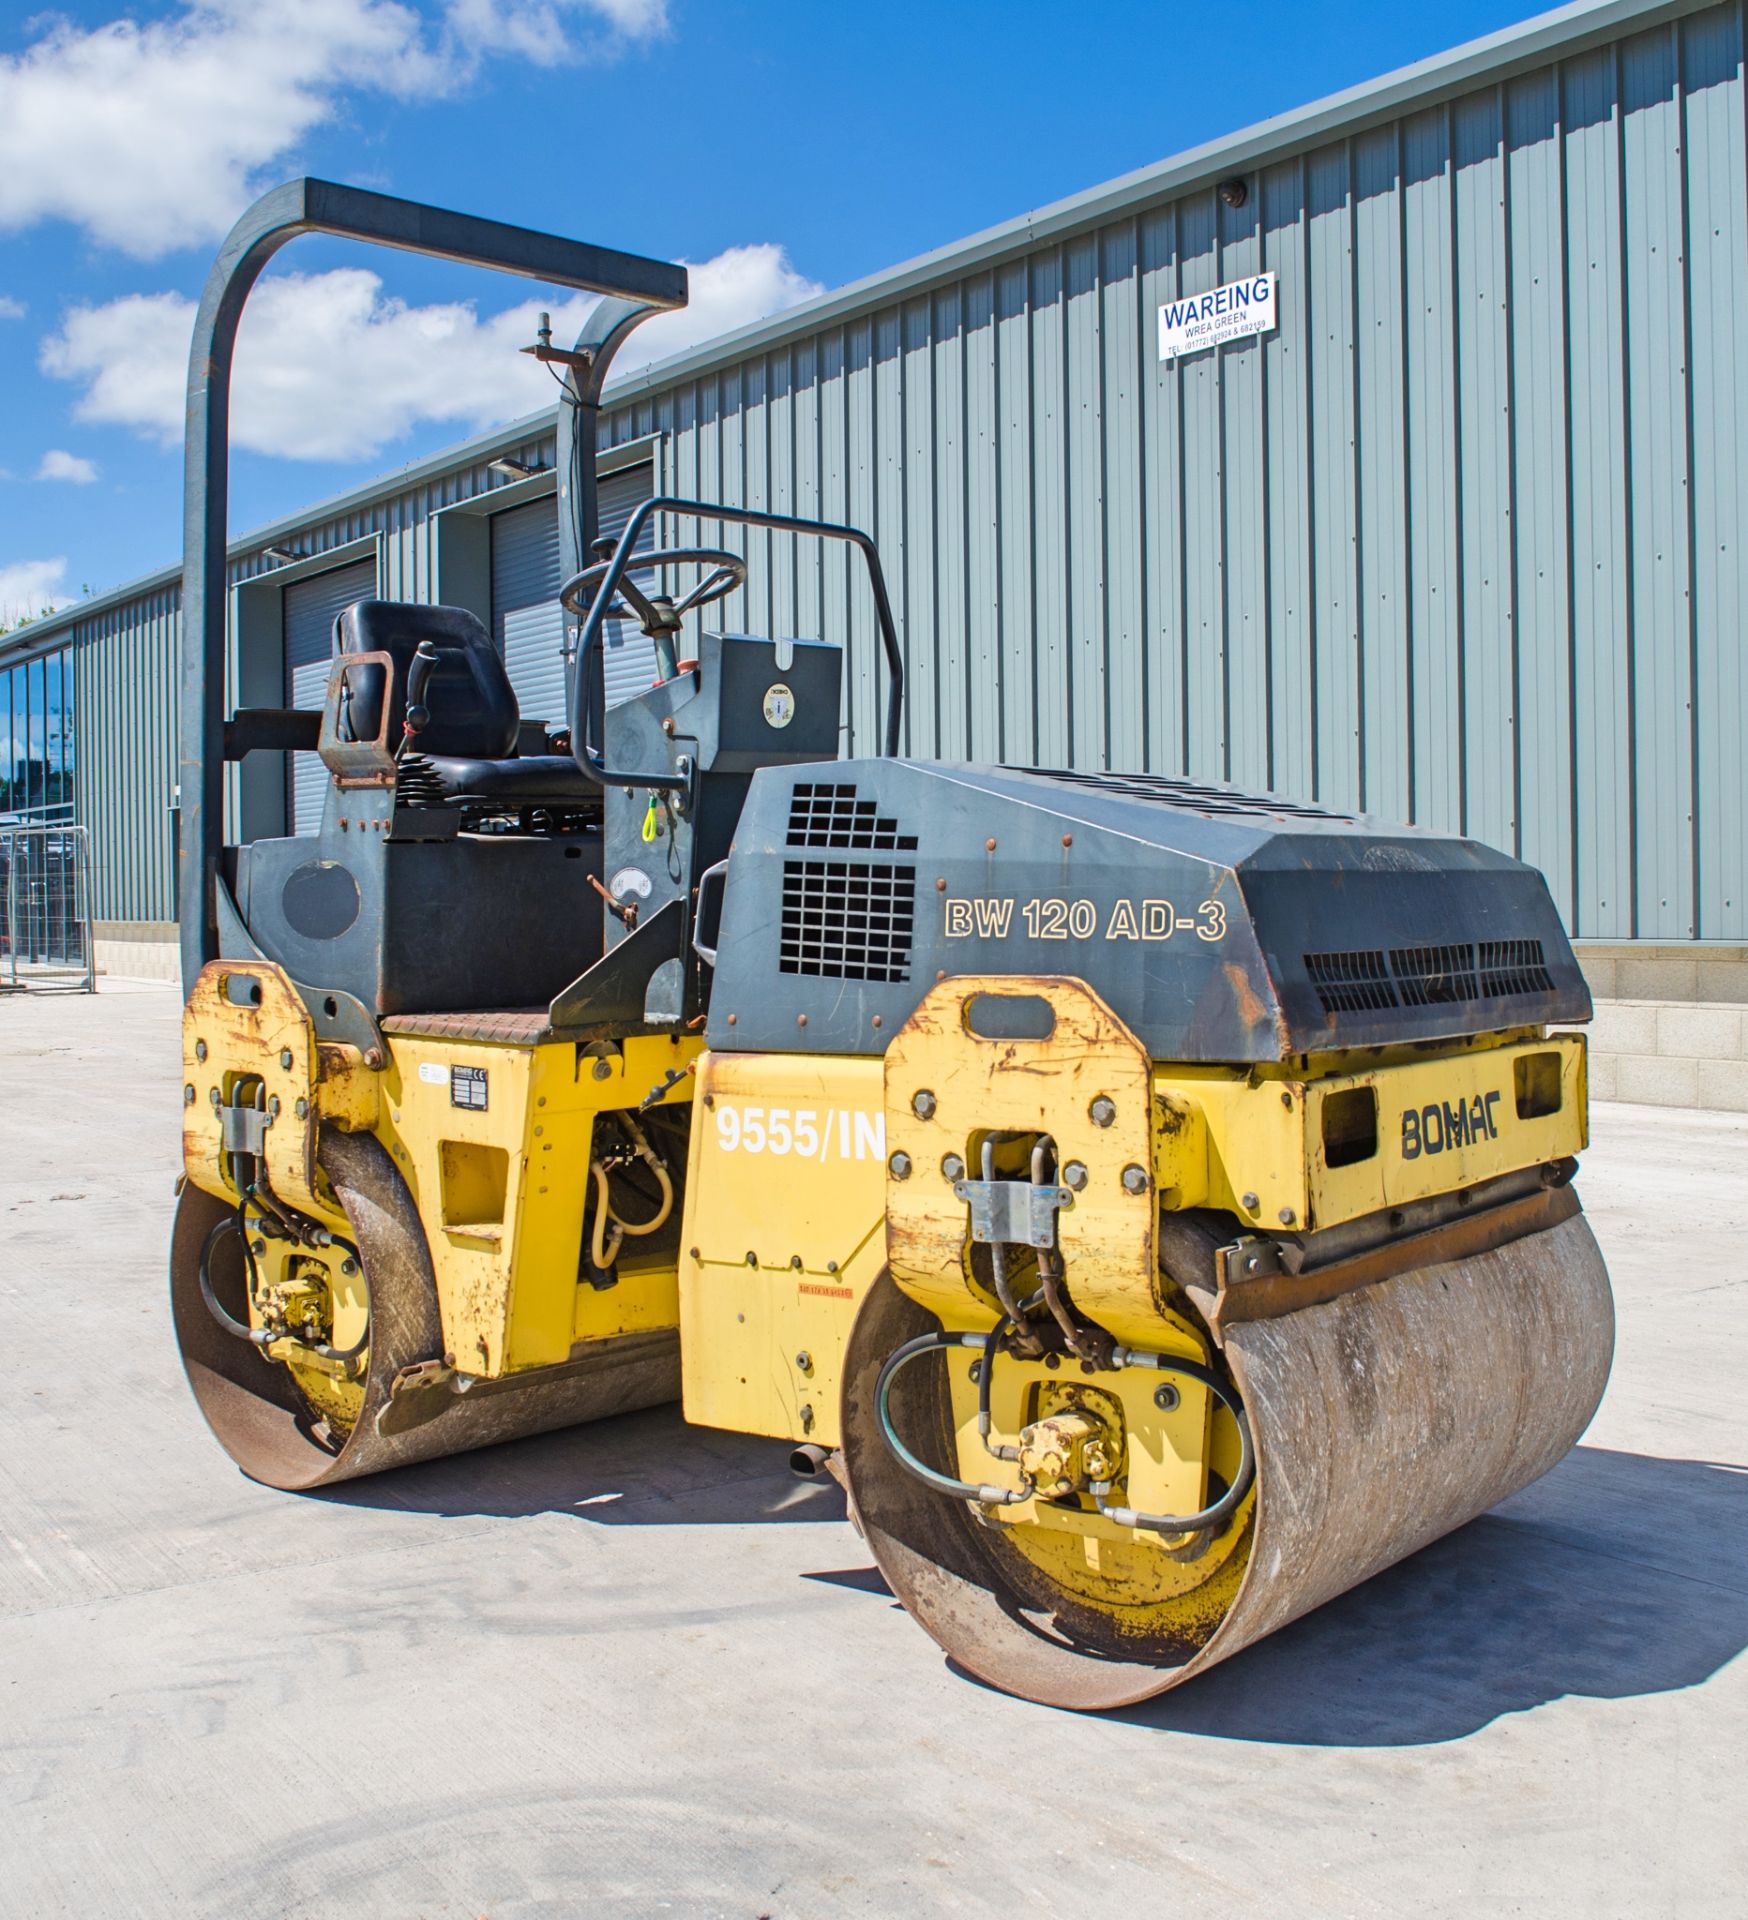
[[0, 643, 75, 825]]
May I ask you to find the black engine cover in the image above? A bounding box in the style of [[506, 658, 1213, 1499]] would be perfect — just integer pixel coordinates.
[[704, 760, 1590, 1064]]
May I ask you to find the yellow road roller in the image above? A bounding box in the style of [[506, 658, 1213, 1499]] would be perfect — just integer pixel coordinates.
[[172, 181, 1613, 1710]]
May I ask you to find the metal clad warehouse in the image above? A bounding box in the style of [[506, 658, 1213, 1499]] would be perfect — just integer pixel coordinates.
[[4, 0, 1745, 1098]]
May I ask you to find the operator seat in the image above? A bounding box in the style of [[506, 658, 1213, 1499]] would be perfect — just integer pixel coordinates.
[[335, 599, 598, 806]]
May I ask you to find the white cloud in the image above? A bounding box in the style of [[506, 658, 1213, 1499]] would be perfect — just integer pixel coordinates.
[[42, 245, 824, 463], [0, 296, 23, 320], [36, 450, 99, 485], [0, 0, 668, 260], [0, 558, 70, 628]]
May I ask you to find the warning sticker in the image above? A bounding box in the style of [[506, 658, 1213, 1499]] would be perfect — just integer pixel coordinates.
[[450, 1065, 489, 1111]]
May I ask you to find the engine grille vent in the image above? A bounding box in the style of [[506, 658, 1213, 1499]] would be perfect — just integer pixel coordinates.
[[1390, 944, 1479, 1006], [1305, 949, 1399, 1013], [787, 781, 918, 851], [1478, 938, 1556, 997], [1306, 939, 1553, 1017], [780, 859, 916, 982]]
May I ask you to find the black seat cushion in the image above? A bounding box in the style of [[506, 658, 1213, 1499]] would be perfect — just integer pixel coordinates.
[[336, 600, 519, 760], [422, 754, 601, 806]]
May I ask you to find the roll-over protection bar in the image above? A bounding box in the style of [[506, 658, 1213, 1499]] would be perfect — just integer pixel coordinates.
[[179, 176, 687, 988]]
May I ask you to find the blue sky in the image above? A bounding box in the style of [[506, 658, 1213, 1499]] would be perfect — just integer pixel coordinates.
[[1, 0, 1550, 625]]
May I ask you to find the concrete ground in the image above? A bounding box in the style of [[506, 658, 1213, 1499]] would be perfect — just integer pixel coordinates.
[[1, 983, 1743, 1920]]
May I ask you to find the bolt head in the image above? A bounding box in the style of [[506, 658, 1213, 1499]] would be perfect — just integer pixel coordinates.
[[1241, 1191, 1260, 1212], [1063, 1160, 1089, 1191], [941, 1152, 965, 1181], [799, 1403, 815, 1431], [912, 1089, 937, 1120], [795, 1350, 812, 1373], [592, 1058, 612, 1080], [364, 1047, 384, 1071], [279, 1049, 293, 1071], [183, 1083, 196, 1104], [1278, 1207, 1297, 1227], [1121, 1163, 1148, 1194], [889, 1150, 912, 1180], [1090, 1096, 1116, 1128], [294, 1097, 309, 1120], [1154, 1382, 1181, 1412], [194, 1039, 208, 1063]]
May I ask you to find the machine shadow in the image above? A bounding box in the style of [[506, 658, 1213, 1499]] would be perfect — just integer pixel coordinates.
[[316, 1402, 848, 1529], [1114, 1446, 1748, 1746]]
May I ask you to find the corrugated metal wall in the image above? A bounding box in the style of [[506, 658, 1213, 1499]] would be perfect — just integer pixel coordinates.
[[603, 0, 1747, 942], [72, 587, 179, 923], [27, 0, 1748, 943]]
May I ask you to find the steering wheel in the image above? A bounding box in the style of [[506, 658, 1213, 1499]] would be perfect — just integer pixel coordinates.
[[558, 546, 747, 639]]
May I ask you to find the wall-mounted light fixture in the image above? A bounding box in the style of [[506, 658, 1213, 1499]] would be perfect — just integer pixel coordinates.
[[488, 456, 543, 479], [1216, 177, 1250, 210], [262, 545, 303, 566]]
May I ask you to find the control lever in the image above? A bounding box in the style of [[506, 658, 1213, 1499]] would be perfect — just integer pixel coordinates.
[[398, 638, 440, 760]]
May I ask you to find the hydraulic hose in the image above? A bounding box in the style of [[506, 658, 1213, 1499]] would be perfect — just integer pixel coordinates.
[[589, 1163, 624, 1269], [588, 1116, 676, 1271], [1090, 1353, 1256, 1536], [615, 1117, 675, 1235], [198, 1212, 369, 1366], [874, 1332, 1033, 1505], [874, 1328, 1256, 1536]]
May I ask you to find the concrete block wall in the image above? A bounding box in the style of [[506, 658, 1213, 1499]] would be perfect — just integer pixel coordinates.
[[93, 923, 179, 984], [1575, 946, 1748, 1114]]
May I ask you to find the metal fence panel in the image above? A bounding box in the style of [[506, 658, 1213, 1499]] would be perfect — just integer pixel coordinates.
[[1, 824, 95, 992]]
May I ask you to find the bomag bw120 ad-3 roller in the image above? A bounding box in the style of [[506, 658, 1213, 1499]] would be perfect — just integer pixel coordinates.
[[171, 183, 1613, 1710]]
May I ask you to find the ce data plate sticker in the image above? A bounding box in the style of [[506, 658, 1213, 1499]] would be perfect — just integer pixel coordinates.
[[450, 1065, 488, 1111]]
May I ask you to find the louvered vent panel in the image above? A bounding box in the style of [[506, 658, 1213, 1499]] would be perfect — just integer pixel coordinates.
[[786, 781, 918, 850], [1305, 949, 1400, 1014], [780, 859, 916, 981], [1308, 937, 1558, 1019], [1477, 938, 1554, 997], [1390, 944, 1480, 1006]]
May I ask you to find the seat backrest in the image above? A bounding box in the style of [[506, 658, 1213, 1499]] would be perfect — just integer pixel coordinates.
[[334, 600, 519, 760]]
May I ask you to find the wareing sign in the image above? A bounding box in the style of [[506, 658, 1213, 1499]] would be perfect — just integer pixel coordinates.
[[1158, 271, 1277, 361]]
